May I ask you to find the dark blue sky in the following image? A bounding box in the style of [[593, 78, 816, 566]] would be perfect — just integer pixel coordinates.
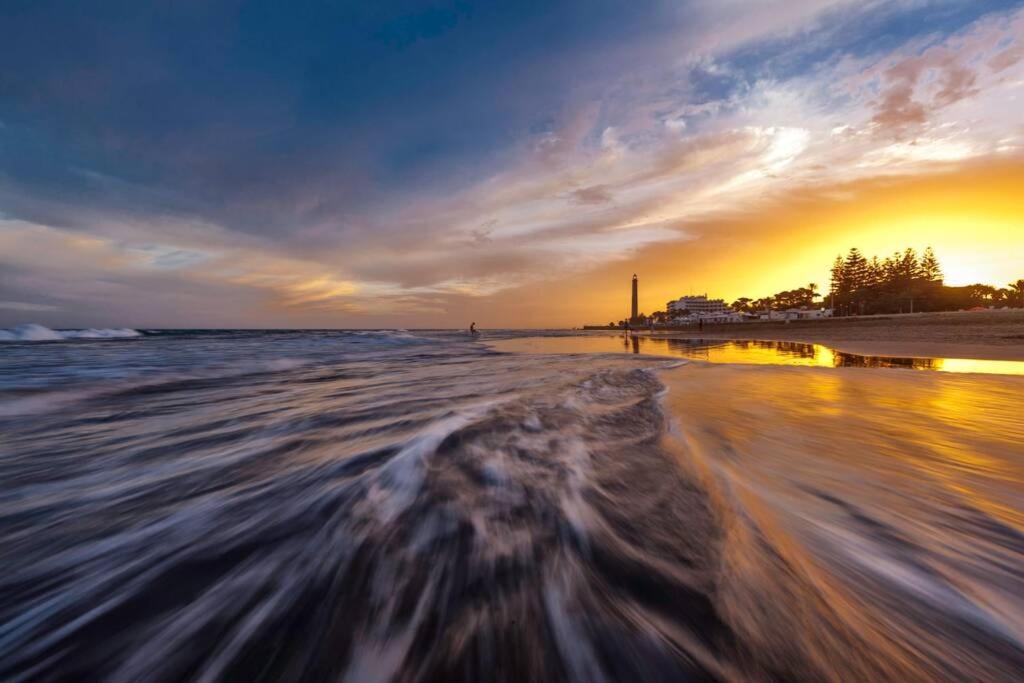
[[1, 1, 670, 230], [2, 1, 1022, 327]]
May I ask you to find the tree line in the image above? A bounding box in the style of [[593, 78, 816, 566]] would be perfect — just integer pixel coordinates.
[[730, 284, 820, 313], [606, 247, 1023, 327], [727, 246, 1023, 316], [825, 246, 1023, 315]]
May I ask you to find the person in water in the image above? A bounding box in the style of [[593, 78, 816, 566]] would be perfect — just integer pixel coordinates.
[[469, 322, 477, 335]]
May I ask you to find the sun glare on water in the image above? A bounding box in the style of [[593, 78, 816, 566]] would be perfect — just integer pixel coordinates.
[[488, 337, 1024, 376]]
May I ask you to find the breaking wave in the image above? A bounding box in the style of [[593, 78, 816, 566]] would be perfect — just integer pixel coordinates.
[[0, 323, 141, 342], [1, 329, 1022, 681]]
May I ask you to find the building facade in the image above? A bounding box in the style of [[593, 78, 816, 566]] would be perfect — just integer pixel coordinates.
[[759, 308, 834, 321], [667, 294, 728, 316]]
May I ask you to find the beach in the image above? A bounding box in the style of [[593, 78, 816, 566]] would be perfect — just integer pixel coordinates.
[[6, 0, 1023, 679], [633, 308, 1024, 361], [1, 328, 1022, 681]]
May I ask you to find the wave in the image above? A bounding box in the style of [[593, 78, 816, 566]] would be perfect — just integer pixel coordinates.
[[5, 330, 1020, 681], [0, 356, 311, 418], [347, 329, 439, 344], [0, 323, 141, 342]]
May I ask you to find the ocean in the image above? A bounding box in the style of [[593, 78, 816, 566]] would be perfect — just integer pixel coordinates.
[[1, 327, 1022, 681]]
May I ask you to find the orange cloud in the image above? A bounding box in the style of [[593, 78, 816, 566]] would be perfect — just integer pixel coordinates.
[[477, 157, 1024, 326]]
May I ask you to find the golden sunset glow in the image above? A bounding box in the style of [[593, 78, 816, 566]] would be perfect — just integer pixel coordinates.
[[1, 1, 1023, 331], [676, 162, 1024, 307], [484, 161, 1024, 326], [5, 5, 1024, 682]]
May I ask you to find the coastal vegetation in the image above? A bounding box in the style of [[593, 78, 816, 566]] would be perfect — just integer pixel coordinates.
[[632, 247, 1023, 326], [731, 246, 1023, 317], [822, 247, 1023, 316]]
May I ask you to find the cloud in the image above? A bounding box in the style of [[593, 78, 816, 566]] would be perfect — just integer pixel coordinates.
[[989, 43, 1024, 72], [569, 185, 614, 204], [1, 2, 1022, 327], [870, 46, 979, 137]]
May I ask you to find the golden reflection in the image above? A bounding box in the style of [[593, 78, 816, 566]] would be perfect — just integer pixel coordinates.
[[938, 358, 1024, 376], [488, 335, 1024, 376], [512, 160, 1024, 321], [658, 362, 1024, 532]]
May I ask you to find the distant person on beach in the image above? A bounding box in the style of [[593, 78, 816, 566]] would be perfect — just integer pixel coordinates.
[[698, 318, 704, 332], [624, 321, 631, 337]]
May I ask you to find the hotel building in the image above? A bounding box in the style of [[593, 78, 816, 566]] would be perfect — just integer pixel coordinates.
[[667, 295, 729, 316]]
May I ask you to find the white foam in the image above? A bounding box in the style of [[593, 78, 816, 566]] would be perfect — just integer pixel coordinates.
[[367, 411, 476, 524], [543, 570, 608, 683], [0, 324, 141, 342], [366, 401, 507, 524]]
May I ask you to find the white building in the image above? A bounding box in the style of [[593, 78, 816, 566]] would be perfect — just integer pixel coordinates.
[[667, 294, 728, 316], [801, 308, 833, 319], [700, 311, 747, 324], [759, 308, 834, 321]]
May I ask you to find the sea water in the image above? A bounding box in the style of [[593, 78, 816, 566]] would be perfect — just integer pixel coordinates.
[[1, 328, 1022, 681]]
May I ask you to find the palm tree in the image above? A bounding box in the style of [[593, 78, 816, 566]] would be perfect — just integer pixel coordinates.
[[1010, 280, 1024, 308], [995, 288, 1015, 306], [731, 297, 753, 313]]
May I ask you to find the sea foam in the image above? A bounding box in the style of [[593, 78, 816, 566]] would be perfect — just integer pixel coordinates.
[[0, 323, 141, 342]]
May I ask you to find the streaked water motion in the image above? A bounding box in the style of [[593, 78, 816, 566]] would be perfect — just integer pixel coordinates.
[[1, 328, 1022, 681]]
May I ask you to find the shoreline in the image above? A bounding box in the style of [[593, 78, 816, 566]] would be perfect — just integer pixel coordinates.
[[625, 309, 1024, 362], [633, 334, 1024, 362]]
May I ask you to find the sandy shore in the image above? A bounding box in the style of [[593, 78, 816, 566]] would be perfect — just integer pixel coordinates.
[[634, 309, 1024, 361]]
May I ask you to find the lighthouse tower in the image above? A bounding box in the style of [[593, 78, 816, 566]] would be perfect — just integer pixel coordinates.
[[630, 274, 639, 323]]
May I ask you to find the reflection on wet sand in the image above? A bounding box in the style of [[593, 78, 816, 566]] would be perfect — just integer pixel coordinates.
[[489, 335, 1024, 375], [3, 330, 1021, 680], [655, 362, 1024, 681], [484, 332, 1024, 679]]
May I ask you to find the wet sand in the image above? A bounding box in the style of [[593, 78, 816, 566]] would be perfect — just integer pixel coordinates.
[[489, 336, 1024, 376], [633, 309, 1024, 361], [5, 330, 1022, 681], [484, 333, 1024, 680], [654, 361, 1024, 681]]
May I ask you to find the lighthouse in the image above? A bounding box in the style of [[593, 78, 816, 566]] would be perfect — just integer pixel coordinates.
[[630, 274, 639, 323]]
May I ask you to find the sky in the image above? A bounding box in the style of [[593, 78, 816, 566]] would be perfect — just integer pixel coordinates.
[[1, 0, 1023, 328]]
